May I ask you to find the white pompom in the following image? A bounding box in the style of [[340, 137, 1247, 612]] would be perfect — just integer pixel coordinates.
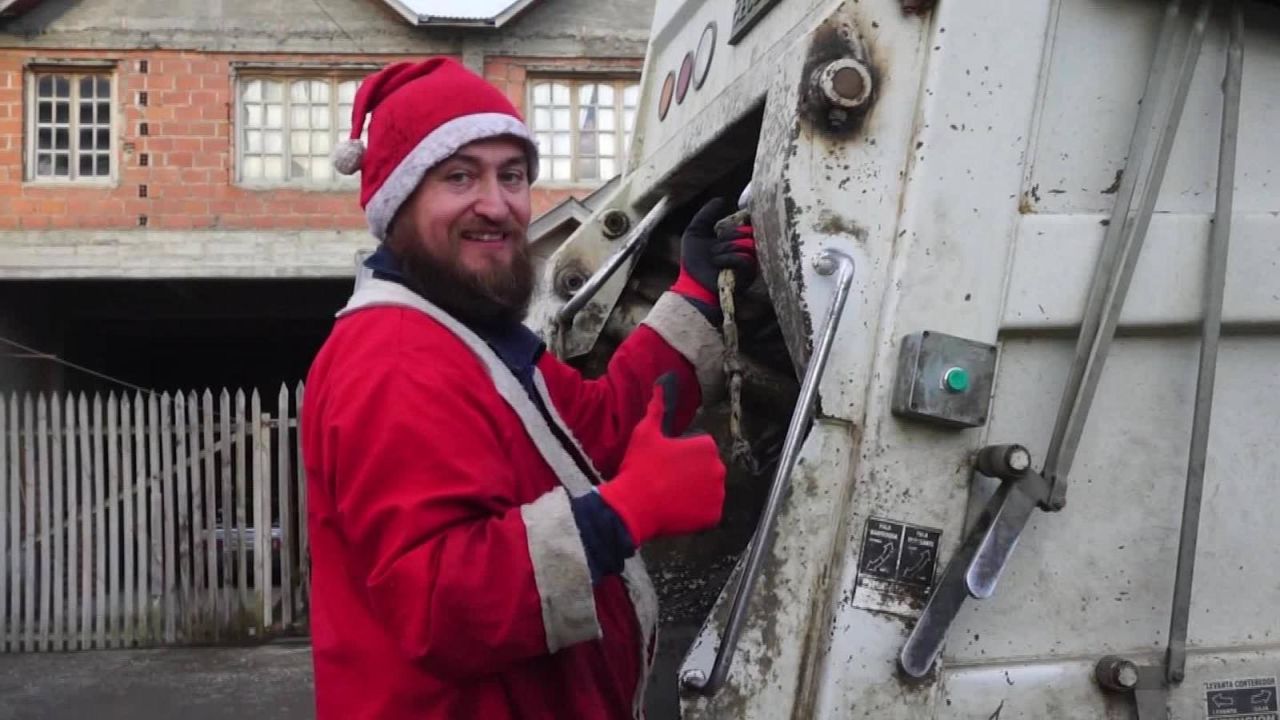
[[331, 139, 365, 175]]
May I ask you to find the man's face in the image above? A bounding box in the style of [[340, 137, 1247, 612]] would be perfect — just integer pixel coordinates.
[[388, 136, 535, 325]]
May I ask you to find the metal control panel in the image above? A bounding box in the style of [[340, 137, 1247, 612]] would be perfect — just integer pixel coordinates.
[[891, 331, 997, 428]]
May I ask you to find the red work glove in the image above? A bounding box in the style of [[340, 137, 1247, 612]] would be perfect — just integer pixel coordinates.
[[670, 198, 759, 310], [598, 374, 726, 546]]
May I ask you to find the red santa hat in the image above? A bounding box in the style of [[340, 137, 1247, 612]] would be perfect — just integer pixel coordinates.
[[332, 57, 539, 240]]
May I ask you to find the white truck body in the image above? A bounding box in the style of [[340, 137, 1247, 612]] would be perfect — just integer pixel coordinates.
[[529, 0, 1280, 717]]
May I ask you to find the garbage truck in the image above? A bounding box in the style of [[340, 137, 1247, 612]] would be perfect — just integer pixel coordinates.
[[524, 0, 1280, 717]]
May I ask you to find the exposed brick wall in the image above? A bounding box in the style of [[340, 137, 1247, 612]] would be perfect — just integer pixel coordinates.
[[0, 50, 639, 234]]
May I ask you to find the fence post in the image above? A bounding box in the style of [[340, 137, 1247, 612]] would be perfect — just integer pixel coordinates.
[[277, 385, 293, 631], [121, 394, 135, 648], [51, 395, 65, 651]]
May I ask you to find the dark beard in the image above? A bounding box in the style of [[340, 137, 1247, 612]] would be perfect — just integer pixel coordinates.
[[391, 231, 535, 329]]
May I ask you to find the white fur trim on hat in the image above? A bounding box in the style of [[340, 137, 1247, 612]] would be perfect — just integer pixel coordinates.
[[365, 112, 537, 240], [331, 138, 365, 175]]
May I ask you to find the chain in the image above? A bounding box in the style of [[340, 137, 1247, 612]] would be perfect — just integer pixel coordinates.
[[718, 268, 756, 472]]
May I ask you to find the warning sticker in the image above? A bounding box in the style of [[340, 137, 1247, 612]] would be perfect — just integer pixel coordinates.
[[1205, 677, 1278, 719], [857, 518, 940, 589]]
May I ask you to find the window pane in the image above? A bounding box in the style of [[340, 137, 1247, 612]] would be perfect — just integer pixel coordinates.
[[552, 83, 570, 105], [312, 80, 329, 103], [263, 156, 284, 179], [54, 154, 69, 176], [263, 81, 284, 101], [96, 77, 109, 96], [552, 109, 570, 130], [338, 80, 357, 103], [291, 105, 309, 129], [312, 158, 332, 181], [54, 128, 69, 150], [599, 158, 615, 178], [79, 76, 94, 97], [552, 133, 570, 156], [264, 130, 283, 153], [577, 106, 596, 131], [79, 128, 93, 150], [577, 157, 598, 181], [533, 108, 550, 130], [79, 102, 93, 124], [624, 109, 636, 132], [598, 109, 615, 131], [246, 104, 262, 127], [36, 154, 52, 177], [243, 155, 263, 178], [579, 132, 596, 156], [291, 131, 309, 155], [266, 104, 283, 128], [55, 102, 69, 124], [290, 80, 309, 103], [552, 158, 571, 180], [95, 154, 110, 177], [37, 128, 51, 150], [37, 76, 52, 97], [243, 80, 261, 102], [38, 102, 51, 123], [291, 158, 307, 179], [312, 130, 331, 154], [79, 154, 93, 176], [535, 133, 550, 156], [311, 106, 330, 130], [96, 128, 109, 149], [532, 83, 551, 105], [599, 133, 615, 157], [577, 83, 598, 105], [623, 84, 639, 107], [246, 130, 262, 153], [54, 76, 69, 98], [597, 84, 614, 105]]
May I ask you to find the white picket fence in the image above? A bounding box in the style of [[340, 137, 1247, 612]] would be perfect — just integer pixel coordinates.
[[0, 385, 309, 652]]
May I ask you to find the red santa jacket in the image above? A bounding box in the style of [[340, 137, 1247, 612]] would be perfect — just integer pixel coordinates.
[[302, 278, 723, 719]]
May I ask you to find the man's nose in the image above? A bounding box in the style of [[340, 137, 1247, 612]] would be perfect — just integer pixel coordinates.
[[473, 176, 511, 222]]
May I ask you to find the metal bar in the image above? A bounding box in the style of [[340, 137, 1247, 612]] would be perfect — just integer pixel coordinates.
[[555, 196, 672, 327], [680, 249, 855, 696], [1043, 0, 1210, 506], [1166, 0, 1243, 684]]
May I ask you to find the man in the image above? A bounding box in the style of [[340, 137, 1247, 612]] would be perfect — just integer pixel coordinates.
[[303, 58, 757, 719]]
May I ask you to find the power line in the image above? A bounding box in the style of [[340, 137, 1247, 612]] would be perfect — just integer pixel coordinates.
[[0, 333, 155, 397]]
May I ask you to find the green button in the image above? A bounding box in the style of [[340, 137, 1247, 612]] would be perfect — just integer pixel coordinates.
[[943, 367, 970, 393]]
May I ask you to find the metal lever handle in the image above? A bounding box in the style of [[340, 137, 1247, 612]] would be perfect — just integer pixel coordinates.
[[680, 249, 856, 696], [900, 445, 1051, 677], [556, 196, 672, 327]]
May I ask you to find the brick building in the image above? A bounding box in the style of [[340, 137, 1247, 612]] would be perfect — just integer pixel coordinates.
[[0, 0, 652, 393]]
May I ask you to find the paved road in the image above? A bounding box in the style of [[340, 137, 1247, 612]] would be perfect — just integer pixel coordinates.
[[0, 641, 314, 720]]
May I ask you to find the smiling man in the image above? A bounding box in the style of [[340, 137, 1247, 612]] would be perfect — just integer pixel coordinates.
[[301, 59, 757, 719]]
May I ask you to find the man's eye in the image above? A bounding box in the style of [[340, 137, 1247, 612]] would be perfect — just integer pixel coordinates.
[[446, 171, 472, 183], [500, 171, 527, 184]]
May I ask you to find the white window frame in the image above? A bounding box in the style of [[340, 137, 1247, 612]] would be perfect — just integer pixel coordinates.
[[232, 69, 369, 190], [527, 76, 640, 186], [24, 64, 118, 185]]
